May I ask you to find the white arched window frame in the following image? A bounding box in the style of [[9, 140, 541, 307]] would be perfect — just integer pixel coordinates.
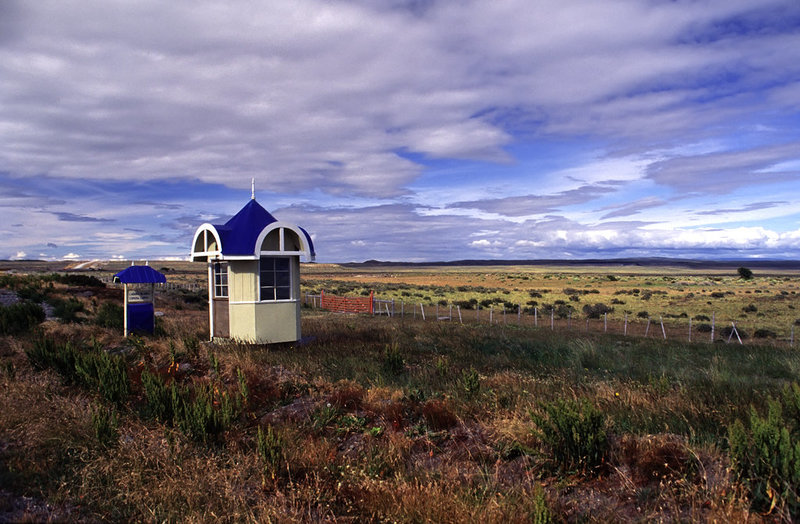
[[190, 224, 223, 261], [254, 222, 314, 261]]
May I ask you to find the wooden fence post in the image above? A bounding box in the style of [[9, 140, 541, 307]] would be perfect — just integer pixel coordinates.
[[645, 318, 650, 337], [518, 305, 521, 323], [624, 313, 628, 336], [458, 306, 463, 324], [550, 309, 554, 330], [490, 307, 493, 324], [604, 313, 607, 333], [534, 307, 537, 327], [420, 304, 425, 321], [660, 316, 666, 339], [689, 317, 692, 342], [711, 312, 715, 342]]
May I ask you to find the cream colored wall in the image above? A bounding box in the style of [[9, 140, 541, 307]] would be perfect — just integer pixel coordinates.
[[225, 257, 302, 344], [228, 302, 300, 343], [228, 260, 258, 302]]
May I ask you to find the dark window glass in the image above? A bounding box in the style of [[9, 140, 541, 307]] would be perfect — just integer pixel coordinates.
[[213, 262, 228, 298], [260, 257, 292, 301]]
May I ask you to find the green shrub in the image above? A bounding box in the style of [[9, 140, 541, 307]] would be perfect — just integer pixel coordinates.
[[237, 368, 249, 408], [582, 303, 613, 319], [720, 325, 749, 340], [54, 273, 106, 288], [16, 285, 46, 303], [75, 349, 131, 406], [0, 302, 45, 335], [382, 343, 404, 375], [729, 388, 800, 518], [95, 302, 124, 330], [738, 267, 754, 280], [25, 337, 80, 383], [172, 382, 238, 444], [257, 425, 286, 481], [459, 367, 481, 399], [26, 336, 129, 405], [529, 485, 553, 524], [91, 403, 119, 447], [141, 369, 175, 423], [310, 403, 340, 434], [47, 297, 85, 323], [530, 398, 608, 475], [182, 335, 200, 356]]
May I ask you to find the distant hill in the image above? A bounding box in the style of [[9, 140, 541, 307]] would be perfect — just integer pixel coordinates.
[[344, 257, 800, 270]]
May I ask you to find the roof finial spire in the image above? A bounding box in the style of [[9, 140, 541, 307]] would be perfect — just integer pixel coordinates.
[[251, 178, 255, 200]]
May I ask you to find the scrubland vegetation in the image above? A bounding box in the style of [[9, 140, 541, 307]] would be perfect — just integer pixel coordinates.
[[1, 266, 800, 521], [302, 264, 800, 341]]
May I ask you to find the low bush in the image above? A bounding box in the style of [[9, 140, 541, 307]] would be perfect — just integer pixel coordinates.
[[753, 329, 777, 339], [459, 367, 481, 399], [47, 297, 85, 323], [729, 384, 800, 518], [257, 425, 287, 482], [91, 403, 120, 447], [141, 369, 175, 422], [530, 398, 608, 475], [25, 336, 80, 382], [141, 369, 239, 443], [75, 348, 131, 406], [0, 302, 45, 335], [53, 273, 106, 288], [95, 302, 124, 330], [26, 336, 130, 405], [382, 343, 404, 375], [582, 303, 613, 319], [721, 326, 749, 340], [172, 382, 239, 444], [555, 303, 575, 319]]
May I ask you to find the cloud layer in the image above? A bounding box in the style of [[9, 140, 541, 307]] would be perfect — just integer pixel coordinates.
[[1, 1, 799, 261]]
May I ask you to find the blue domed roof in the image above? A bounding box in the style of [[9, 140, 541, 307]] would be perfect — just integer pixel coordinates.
[[213, 199, 278, 256]]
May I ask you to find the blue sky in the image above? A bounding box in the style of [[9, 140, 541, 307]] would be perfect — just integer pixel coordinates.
[[1, 0, 799, 262]]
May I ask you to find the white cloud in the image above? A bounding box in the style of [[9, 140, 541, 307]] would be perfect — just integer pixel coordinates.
[[1, 1, 799, 261], [11, 251, 26, 260], [61, 253, 81, 260]]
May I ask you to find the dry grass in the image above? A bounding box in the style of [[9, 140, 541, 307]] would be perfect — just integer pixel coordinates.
[[2, 268, 799, 522]]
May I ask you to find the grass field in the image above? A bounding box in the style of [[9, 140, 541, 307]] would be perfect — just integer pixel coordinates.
[[1, 262, 800, 521], [301, 263, 800, 342]]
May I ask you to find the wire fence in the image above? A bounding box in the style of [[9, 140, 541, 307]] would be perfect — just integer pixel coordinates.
[[101, 276, 203, 292], [303, 293, 797, 348]]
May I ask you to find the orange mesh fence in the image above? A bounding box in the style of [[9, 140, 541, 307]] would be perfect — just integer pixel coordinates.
[[320, 290, 373, 314]]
